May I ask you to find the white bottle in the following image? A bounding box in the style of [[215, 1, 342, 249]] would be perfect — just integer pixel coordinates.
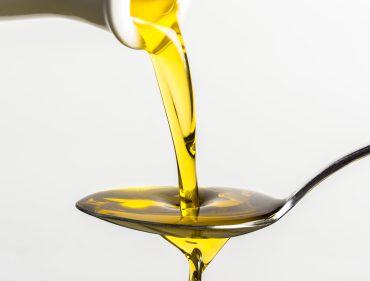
[[0, 0, 189, 49]]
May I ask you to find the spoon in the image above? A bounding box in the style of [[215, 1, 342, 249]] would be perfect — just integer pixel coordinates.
[[76, 145, 370, 238]]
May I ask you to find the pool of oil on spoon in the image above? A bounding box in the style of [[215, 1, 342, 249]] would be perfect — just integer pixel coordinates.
[[77, 187, 285, 281]]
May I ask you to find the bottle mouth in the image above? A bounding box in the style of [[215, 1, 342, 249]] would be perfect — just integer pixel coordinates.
[[105, 0, 190, 50]]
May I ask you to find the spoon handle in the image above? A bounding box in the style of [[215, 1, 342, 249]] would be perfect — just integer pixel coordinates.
[[275, 145, 370, 221]]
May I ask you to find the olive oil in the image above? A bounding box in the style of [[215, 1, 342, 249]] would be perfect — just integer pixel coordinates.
[[75, 0, 278, 280], [77, 187, 285, 238], [165, 237, 229, 281], [76, 1, 283, 280], [77, 187, 284, 280], [131, 0, 199, 217], [129, 3, 235, 279]]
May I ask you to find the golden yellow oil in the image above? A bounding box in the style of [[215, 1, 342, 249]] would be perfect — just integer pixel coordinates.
[[77, 187, 283, 280], [129, 3, 231, 277], [165, 236, 229, 281], [76, 1, 282, 280], [131, 0, 199, 218], [77, 187, 283, 232]]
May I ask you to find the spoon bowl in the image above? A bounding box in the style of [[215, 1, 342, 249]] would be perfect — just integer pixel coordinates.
[[77, 145, 370, 238], [76, 186, 285, 238]]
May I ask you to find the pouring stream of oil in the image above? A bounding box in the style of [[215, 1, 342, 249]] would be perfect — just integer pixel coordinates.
[[131, 0, 228, 276], [130, 0, 228, 278], [131, 0, 199, 217]]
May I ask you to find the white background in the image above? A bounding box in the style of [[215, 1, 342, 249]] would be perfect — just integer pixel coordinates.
[[1, 0, 370, 280]]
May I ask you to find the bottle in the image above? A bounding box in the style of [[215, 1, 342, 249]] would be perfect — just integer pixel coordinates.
[[0, 0, 145, 49]]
